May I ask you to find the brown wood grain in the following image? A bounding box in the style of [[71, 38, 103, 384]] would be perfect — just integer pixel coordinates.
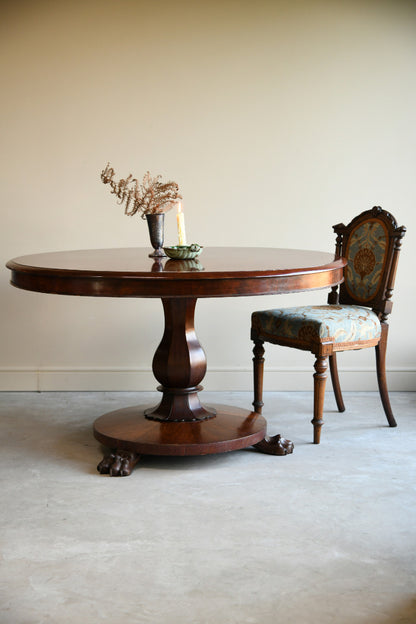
[[7, 247, 346, 298]]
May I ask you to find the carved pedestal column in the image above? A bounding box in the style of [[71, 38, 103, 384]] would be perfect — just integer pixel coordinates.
[[144, 297, 216, 422]]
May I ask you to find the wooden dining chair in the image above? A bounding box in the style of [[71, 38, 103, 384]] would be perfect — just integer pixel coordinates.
[[251, 206, 406, 443]]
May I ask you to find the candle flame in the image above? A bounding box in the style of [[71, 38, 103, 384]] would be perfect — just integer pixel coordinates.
[[177, 202, 182, 214]]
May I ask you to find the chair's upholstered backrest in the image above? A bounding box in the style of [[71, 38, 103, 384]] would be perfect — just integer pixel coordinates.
[[331, 207, 406, 321], [344, 218, 389, 303]]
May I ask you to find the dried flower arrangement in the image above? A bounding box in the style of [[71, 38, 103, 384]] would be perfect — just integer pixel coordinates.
[[101, 163, 182, 219]]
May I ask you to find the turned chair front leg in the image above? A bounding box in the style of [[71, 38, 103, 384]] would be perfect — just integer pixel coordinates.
[[252, 339, 265, 414], [312, 355, 328, 444]]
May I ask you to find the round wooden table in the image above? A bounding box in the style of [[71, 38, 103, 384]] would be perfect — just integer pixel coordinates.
[[7, 247, 346, 476]]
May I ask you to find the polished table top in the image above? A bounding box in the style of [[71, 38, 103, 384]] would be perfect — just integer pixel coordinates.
[[7, 247, 346, 298]]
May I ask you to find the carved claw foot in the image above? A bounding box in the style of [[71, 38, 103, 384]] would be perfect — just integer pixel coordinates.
[[253, 434, 294, 456], [97, 450, 141, 476]]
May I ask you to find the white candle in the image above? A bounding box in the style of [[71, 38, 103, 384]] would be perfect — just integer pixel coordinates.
[[176, 202, 187, 246]]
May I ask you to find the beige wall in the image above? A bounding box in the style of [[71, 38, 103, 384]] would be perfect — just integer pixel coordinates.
[[1, 0, 415, 392]]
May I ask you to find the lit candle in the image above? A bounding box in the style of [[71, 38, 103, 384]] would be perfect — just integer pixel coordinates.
[[176, 202, 187, 246]]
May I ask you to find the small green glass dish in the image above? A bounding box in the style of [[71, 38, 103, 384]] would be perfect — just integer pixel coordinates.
[[163, 244, 203, 260]]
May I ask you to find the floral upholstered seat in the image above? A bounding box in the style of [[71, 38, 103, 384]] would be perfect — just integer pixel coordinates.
[[252, 305, 381, 348], [251, 207, 406, 444]]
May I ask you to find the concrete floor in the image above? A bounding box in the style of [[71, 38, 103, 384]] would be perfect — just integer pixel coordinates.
[[0, 391, 415, 624]]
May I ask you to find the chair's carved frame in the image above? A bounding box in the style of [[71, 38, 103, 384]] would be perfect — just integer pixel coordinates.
[[251, 206, 406, 443]]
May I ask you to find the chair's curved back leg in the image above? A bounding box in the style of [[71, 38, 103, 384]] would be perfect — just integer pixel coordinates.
[[375, 324, 397, 427], [329, 353, 345, 413], [312, 355, 328, 444], [252, 339, 265, 414]]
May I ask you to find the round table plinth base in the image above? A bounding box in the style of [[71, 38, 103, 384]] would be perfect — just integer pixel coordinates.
[[93, 404, 267, 456]]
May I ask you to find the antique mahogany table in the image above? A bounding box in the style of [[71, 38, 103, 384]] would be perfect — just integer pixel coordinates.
[[7, 247, 346, 476]]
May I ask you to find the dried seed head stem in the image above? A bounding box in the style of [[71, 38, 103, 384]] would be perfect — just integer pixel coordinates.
[[101, 164, 182, 219]]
